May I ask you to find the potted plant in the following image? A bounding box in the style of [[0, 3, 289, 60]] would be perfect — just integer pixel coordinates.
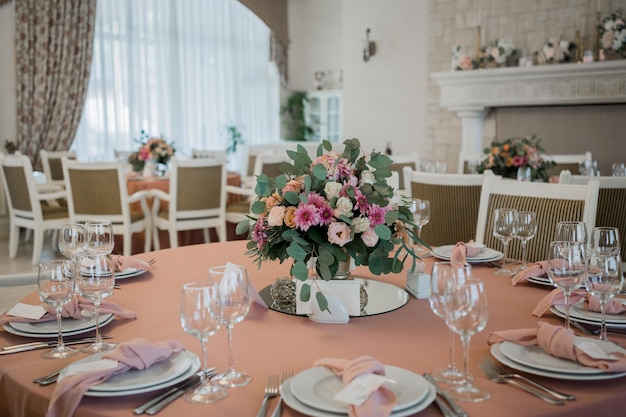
[[280, 91, 314, 141]]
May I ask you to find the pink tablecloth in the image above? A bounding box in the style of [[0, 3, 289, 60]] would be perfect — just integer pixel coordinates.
[[1, 241, 625, 417]]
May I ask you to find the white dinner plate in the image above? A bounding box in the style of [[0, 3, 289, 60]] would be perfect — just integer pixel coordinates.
[[525, 276, 552, 286], [550, 307, 626, 329], [290, 365, 430, 414], [431, 245, 503, 263], [115, 268, 148, 280], [4, 313, 114, 338], [84, 350, 200, 397], [282, 377, 436, 417], [552, 298, 626, 325], [490, 343, 626, 381]]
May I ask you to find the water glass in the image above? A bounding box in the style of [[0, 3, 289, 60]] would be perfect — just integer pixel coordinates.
[[547, 241, 587, 330], [612, 162, 625, 177], [584, 253, 623, 341], [492, 208, 518, 275]]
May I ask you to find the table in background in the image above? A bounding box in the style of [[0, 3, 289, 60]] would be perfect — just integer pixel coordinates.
[[1, 240, 625, 417]]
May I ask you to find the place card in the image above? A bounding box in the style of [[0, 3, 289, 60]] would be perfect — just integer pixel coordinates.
[[574, 339, 619, 361], [6, 303, 47, 320], [295, 280, 360, 316], [334, 373, 389, 406]]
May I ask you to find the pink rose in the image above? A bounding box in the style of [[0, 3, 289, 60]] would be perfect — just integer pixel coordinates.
[[267, 206, 286, 227], [328, 222, 352, 247], [361, 227, 379, 247]]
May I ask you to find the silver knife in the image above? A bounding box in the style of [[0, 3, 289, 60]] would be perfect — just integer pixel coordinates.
[[424, 373, 468, 417], [432, 393, 457, 417], [0, 337, 113, 355], [3, 335, 113, 351]]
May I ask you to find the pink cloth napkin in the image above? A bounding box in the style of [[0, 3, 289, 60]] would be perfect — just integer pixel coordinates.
[[511, 261, 549, 285], [111, 255, 151, 272], [533, 288, 626, 317], [487, 321, 626, 372], [450, 240, 481, 265], [313, 355, 397, 417], [0, 296, 136, 327], [46, 338, 184, 417]]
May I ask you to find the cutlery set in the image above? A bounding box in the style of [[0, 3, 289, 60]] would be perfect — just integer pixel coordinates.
[[256, 370, 293, 417], [1, 336, 114, 355], [423, 373, 467, 417]]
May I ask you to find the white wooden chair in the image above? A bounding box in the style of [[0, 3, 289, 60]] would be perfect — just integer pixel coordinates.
[[62, 158, 152, 255], [543, 152, 592, 177], [475, 175, 599, 263], [40, 150, 76, 186], [0, 153, 70, 265], [457, 151, 483, 174]]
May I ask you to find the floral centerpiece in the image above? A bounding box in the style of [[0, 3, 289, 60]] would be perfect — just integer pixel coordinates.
[[534, 36, 576, 64], [599, 8, 626, 58], [127, 130, 176, 173], [479, 38, 519, 67], [452, 45, 478, 70], [475, 135, 555, 182], [237, 139, 422, 311]]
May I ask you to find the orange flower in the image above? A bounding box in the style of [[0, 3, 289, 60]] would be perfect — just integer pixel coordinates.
[[505, 157, 514, 167], [491, 147, 499, 155], [503, 144, 510, 151], [284, 206, 297, 229]]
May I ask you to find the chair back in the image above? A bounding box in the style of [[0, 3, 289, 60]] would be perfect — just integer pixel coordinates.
[[169, 157, 227, 218], [40, 150, 76, 185], [560, 171, 626, 257], [476, 175, 599, 263], [0, 154, 37, 216], [389, 152, 419, 190], [191, 149, 226, 160], [253, 154, 289, 178], [458, 152, 483, 174], [410, 172, 486, 247], [543, 152, 592, 177]]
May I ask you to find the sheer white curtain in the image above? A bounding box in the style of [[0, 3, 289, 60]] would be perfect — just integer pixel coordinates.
[[72, 0, 280, 161]]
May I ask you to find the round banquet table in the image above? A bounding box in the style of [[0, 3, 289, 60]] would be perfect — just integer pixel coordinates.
[[1, 240, 625, 417]]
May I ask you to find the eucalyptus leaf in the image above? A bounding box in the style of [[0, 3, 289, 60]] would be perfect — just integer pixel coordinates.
[[312, 164, 327, 180], [292, 261, 309, 280], [286, 242, 307, 261], [235, 220, 250, 236], [315, 291, 329, 312], [251, 200, 266, 214], [300, 283, 311, 301], [374, 224, 392, 240]]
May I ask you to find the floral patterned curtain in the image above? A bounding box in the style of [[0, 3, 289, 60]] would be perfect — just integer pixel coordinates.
[[15, 0, 96, 169]]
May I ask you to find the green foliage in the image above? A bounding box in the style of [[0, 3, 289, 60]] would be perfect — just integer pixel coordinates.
[[280, 91, 314, 141]]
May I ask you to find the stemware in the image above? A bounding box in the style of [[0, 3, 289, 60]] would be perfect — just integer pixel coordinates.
[[444, 278, 490, 402], [58, 223, 86, 275], [584, 253, 624, 341], [75, 253, 117, 353], [546, 241, 587, 330], [589, 227, 620, 257], [515, 211, 537, 271], [211, 264, 252, 388], [492, 208, 518, 275], [85, 220, 115, 255], [180, 281, 228, 404], [410, 198, 431, 240], [555, 221, 587, 245], [428, 262, 472, 384], [38, 260, 78, 359]]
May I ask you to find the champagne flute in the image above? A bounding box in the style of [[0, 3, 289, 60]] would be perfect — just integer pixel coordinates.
[[584, 253, 623, 341], [492, 208, 518, 275], [180, 281, 228, 404], [211, 264, 252, 388], [515, 211, 537, 271], [85, 220, 115, 255], [547, 241, 587, 330], [590, 227, 620, 257], [429, 262, 472, 384], [38, 260, 78, 359], [444, 278, 490, 402], [75, 253, 116, 353]]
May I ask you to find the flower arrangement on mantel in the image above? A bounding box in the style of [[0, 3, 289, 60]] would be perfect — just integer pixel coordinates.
[[451, 45, 478, 70], [599, 8, 626, 58], [534, 36, 577, 64], [479, 38, 519, 68], [127, 130, 176, 173], [475, 135, 555, 182], [237, 139, 423, 311]]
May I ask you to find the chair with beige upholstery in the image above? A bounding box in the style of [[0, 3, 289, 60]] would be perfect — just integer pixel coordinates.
[[409, 171, 492, 247], [475, 175, 599, 263], [0, 153, 70, 265], [543, 152, 592, 177], [150, 157, 227, 249], [40, 150, 76, 186], [559, 170, 626, 257], [62, 158, 151, 255]]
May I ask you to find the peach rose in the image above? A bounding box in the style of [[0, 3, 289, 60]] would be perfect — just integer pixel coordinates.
[[284, 206, 297, 229], [267, 205, 286, 227]]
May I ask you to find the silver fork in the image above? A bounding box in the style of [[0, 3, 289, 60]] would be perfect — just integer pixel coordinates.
[[483, 355, 574, 401], [479, 358, 563, 405], [270, 370, 294, 417], [256, 374, 279, 417]]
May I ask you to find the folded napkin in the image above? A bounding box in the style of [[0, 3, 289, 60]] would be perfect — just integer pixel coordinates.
[[533, 288, 626, 317], [46, 338, 184, 417], [313, 355, 397, 417], [487, 321, 626, 372], [450, 240, 481, 265], [511, 261, 549, 285], [0, 296, 136, 327], [111, 255, 151, 272]]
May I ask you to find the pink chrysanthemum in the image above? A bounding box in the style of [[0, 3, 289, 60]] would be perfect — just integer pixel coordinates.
[[252, 219, 268, 248], [307, 192, 327, 209], [318, 204, 335, 225], [294, 204, 321, 231], [368, 204, 388, 226], [354, 189, 369, 214]]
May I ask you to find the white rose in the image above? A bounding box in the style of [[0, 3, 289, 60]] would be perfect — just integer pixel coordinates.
[[352, 216, 370, 233], [360, 170, 376, 185], [334, 197, 354, 218], [324, 181, 343, 200]]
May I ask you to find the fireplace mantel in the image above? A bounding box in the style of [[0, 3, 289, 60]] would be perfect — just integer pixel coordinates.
[[431, 60, 626, 155]]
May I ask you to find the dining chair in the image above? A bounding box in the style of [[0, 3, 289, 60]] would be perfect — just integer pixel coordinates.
[[388, 152, 419, 191], [191, 149, 227, 160], [475, 175, 599, 263], [542, 152, 592, 177], [151, 157, 227, 249], [40, 150, 76, 187], [62, 158, 152, 255], [457, 151, 483, 174], [0, 153, 70, 265], [559, 170, 626, 257], [409, 171, 493, 247]]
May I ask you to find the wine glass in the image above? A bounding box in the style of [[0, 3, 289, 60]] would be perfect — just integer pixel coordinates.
[[590, 227, 620, 257], [409, 198, 430, 255], [546, 241, 587, 330], [428, 262, 472, 384], [515, 211, 537, 271], [180, 281, 228, 404], [85, 220, 115, 255], [555, 221, 587, 245], [584, 252, 624, 341], [38, 260, 78, 359], [444, 278, 490, 402], [58, 223, 86, 276], [211, 264, 252, 388], [492, 208, 518, 275], [75, 253, 117, 353]]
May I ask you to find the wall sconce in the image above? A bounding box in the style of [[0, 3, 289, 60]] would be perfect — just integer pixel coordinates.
[[363, 28, 376, 62]]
